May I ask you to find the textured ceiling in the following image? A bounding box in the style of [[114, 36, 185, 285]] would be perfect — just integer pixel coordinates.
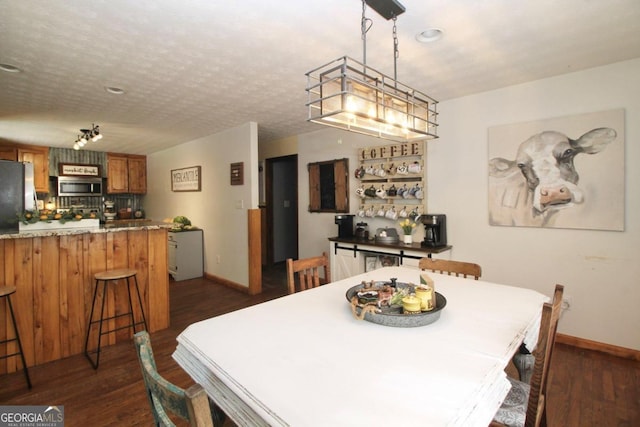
[[1, 0, 639, 155]]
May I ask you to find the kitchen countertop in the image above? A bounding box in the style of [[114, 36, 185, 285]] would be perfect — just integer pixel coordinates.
[[328, 235, 452, 254], [0, 220, 173, 239]]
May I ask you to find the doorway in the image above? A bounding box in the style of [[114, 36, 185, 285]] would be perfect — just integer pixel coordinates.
[[265, 155, 298, 266]]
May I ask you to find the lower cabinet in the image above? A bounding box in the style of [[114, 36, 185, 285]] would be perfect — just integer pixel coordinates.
[[168, 229, 204, 281]]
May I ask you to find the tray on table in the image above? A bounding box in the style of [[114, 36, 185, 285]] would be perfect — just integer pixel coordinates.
[[345, 280, 446, 328]]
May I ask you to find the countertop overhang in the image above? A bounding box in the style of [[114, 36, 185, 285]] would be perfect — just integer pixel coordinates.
[[0, 221, 173, 239]]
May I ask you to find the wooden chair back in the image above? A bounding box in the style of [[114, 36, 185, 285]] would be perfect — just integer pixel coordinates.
[[526, 284, 564, 427], [134, 331, 214, 427], [286, 252, 331, 294], [418, 257, 482, 280]]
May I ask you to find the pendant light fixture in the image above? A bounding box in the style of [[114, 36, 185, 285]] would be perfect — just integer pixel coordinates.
[[305, 0, 438, 142], [73, 124, 103, 150]]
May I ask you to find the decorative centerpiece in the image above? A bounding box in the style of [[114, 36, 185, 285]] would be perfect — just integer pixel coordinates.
[[18, 209, 99, 231], [398, 218, 417, 244], [346, 276, 446, 327]]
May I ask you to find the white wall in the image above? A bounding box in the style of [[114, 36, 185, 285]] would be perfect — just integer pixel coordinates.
[[293, 58, 640, 350], [296, 129, 422, 259], [428, 58, 640, 350], [144, 122, 259, 288]]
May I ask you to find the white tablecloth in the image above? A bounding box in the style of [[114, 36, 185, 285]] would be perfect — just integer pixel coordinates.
[[173, 266, 547, 427]]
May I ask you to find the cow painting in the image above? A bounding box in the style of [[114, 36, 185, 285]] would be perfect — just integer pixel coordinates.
[[489, 127, 617, 227]]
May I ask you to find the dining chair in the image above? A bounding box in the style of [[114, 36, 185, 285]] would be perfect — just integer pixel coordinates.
[[491, 284, 564, 427], [133, 331, 226, 427], [418, 257, 482, 280], [286, 252, 331, 294]]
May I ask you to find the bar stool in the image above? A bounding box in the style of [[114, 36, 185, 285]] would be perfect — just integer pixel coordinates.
[[83, 268, 148, 369], [0, 285, 32, 388]]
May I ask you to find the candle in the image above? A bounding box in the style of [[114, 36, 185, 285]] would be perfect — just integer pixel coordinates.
[[402, 295, 422, 314], [415, 286, 434, 311]]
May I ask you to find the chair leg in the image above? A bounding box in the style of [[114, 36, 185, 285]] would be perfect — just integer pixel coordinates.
[[131, 275, 148, 332], [6, 296, 32, 389], [513, 352, 535, 384], [84, 279, 107, 369]]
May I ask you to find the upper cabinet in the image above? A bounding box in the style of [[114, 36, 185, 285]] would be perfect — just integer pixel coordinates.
[[106, 153, 147, 194], [0, 141, 49, 193]]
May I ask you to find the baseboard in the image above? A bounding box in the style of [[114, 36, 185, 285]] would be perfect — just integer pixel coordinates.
[[204, 272, 250, 294], [556, 333, 640, 361]]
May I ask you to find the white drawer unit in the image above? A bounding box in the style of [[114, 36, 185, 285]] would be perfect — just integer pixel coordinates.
[[168, 229, 204, 281]]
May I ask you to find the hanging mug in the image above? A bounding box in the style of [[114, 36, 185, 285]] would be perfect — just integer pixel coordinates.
[[375, 164, 387, 177], [376, 185, 387, 199], [387, 184, 397, 197], [401, 184, 411, 198], [364, 185, 377, 198], [408, 161, 421, 174], [414, 186, 424, 199], [386, 163, 396, 175], [355, 166, 365, 179], [376, 206, 387, 217], [396, 162, 409, 175], [409, 208, 419, 220], [385, 206, 398, 220], [355, 186, 366, 198], [357, 206, 366, 217], [365, 165, 375, 176], [365, 206, 376, 217], [398, 206, 409, 218]]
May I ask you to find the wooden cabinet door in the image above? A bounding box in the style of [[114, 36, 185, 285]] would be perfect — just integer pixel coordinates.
[[127, 155, 147, 194], [106, 154, 129, 193], [0, 146, 18, 160], [18, 146, 49, 193]]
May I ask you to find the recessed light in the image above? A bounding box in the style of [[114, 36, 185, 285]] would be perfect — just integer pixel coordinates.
[[105, 86, 126, 95], [0, 63, 22, 73], [416, 28, 443, 43]]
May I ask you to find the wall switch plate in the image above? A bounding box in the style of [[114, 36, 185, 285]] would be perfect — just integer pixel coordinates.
[[235, 200, 244, 209]]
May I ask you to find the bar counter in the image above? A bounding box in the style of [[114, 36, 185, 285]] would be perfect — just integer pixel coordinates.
[[0, 221, 171, 374]]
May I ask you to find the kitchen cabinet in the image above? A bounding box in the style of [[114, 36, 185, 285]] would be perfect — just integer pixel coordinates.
[[168, 229, 204, 281], [106, 153, 147, 194], [0, 141, 49, 193]]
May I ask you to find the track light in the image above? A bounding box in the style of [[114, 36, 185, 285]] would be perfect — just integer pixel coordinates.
[[72, 124, 103, 149]]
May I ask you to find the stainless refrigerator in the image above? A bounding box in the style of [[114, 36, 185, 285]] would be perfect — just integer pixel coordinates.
[[0, 160, 36, 232]]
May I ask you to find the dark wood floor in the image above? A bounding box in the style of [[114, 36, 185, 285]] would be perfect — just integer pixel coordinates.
[[1, 263, 638, 426]]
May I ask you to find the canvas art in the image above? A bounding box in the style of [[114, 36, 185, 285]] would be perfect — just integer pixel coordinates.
[[488, 109, 625, 231]]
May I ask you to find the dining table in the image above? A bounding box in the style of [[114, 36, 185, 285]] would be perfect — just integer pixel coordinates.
[[172, 266, 548, 427]]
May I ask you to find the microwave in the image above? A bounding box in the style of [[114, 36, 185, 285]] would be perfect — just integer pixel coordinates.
[[57, 176, 103, 197]]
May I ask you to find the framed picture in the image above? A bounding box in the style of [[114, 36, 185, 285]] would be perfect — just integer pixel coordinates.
[[230, 162, 244, 185], [171, 166, 201, 192], [365, 255, 378, 272], [488, 109, 624, 230]]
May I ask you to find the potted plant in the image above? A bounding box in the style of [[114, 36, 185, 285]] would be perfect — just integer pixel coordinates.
[[398, 218, 416, 244]]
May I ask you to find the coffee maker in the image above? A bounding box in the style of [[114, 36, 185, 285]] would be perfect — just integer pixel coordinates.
[[334, 214, 355, 238], [420, 214, 447, 247]]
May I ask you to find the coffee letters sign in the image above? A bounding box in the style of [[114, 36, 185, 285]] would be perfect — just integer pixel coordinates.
[[358, 142, 423, 160], [171, 166, 201, 192]]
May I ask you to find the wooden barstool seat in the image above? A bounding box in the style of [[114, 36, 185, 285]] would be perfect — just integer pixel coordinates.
[[83, 268, 148, 369], [0, 285, 32, 388]]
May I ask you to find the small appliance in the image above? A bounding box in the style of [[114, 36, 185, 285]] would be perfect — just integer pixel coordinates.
[[420, 214, 447, 247], [334, 214, 355, 238], [57, 176, 103, 197], [355, 222, 369, 240]]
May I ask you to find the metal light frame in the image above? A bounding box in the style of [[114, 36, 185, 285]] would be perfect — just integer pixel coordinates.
[[305, 0, 438, 142]]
